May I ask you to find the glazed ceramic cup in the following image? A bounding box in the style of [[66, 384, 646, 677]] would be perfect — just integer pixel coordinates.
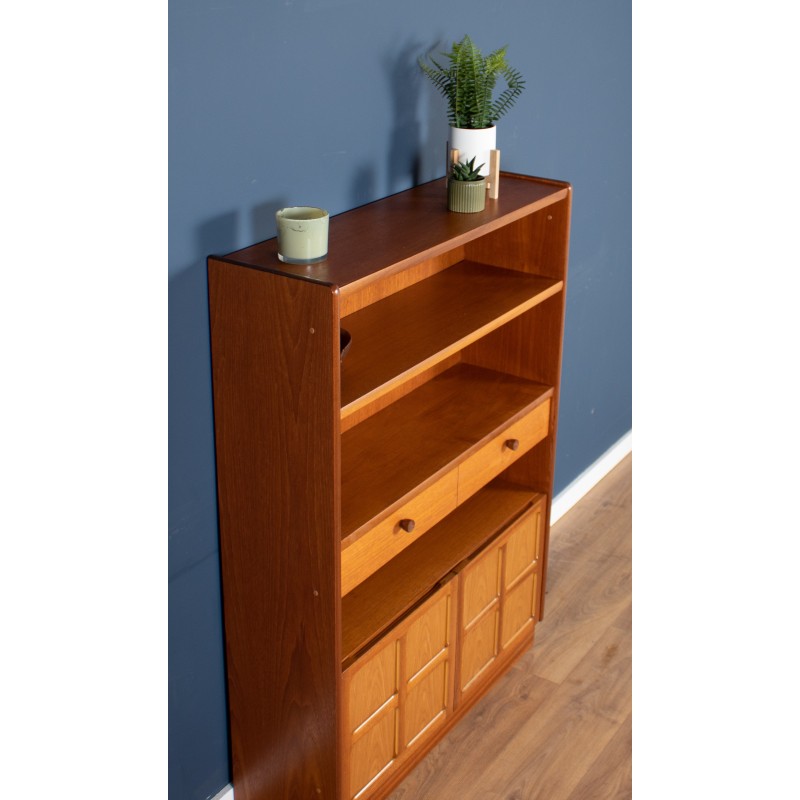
[[275, 206, 329, 264]]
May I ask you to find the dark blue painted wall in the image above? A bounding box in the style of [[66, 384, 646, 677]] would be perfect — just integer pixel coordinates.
[[168, 1, 630, 798]]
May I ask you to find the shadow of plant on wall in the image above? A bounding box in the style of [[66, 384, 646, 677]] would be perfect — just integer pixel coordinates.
[[350, 163, 377, 208], [384, 40, 424, 192]]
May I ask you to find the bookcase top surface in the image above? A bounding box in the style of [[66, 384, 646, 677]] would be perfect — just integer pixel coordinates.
[[218, 172, 569, 295]]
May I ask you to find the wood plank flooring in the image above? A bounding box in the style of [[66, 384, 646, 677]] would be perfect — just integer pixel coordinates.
[[387, 453, 632, 800]]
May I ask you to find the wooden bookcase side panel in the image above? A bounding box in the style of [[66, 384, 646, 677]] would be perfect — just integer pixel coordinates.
[[208, 259, 342, 800]]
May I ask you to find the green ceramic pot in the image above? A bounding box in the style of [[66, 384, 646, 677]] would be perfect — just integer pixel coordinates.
[[447, 178, 487, 213]]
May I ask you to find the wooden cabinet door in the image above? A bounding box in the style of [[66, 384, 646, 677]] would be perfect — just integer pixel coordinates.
[[343, 639, 400, 800], [342, 578, 457, 799], [403, 588, 453, 749], [458, 543, 501, 695], [501, 503, 542, 648], [456, 500, 545, 705]]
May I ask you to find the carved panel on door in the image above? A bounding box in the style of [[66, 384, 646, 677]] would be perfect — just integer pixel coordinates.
[[348, 640, 399, 730], [461, 545, 501, 625], [405, 658, 450, 747], [504, 506, 541, 588], [501, 570, 538, 649], [349, 707, 398, 799], [460, 606, 500, 693]]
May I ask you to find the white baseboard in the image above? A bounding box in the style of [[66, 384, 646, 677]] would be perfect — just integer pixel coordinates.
[[209, 786, 233, 800], [207, 431, 631, 800], [550, 431, 632, 526]]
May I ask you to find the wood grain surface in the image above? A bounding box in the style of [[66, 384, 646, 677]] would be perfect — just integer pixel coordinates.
[[208, 259, 341, 800]]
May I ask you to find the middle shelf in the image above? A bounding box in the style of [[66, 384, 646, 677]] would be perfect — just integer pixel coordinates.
[[341, 362, 553, 596]]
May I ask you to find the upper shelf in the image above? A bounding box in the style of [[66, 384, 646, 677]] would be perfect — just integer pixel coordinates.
[[219, 173, 570, 295], [340, 261, 562, 419]]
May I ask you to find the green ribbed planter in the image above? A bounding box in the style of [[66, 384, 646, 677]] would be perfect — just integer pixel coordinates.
[[447, 178, 487, 213]]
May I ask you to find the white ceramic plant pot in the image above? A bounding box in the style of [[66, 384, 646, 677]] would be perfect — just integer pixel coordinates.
[[449, 126, 497, 177]]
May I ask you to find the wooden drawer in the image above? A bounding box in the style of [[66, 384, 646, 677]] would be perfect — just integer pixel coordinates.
[[457, 399, 551, 501], [341, 470, 459, 596]]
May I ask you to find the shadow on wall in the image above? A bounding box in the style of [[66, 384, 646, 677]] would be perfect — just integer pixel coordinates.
[[385, 40, 424, 193], [384, 37, 452, 192], [346, 40, 427, 210], [168, 210, 236, 800], [250, 196, 289, 245]]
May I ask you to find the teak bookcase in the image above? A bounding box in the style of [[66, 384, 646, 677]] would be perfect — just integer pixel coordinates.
[[208, 172, 571, 800]]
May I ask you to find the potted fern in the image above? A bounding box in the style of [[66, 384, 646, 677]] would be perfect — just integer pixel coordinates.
[[448, 157, 486, 213], [419, 35, 525, 177]]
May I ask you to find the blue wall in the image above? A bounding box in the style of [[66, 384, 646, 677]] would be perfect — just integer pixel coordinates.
[[168, 1, 630, 798]]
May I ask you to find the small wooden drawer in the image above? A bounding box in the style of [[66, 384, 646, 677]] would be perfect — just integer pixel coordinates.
[[457, 399, 551, 502], [341, 469, 459, 596]]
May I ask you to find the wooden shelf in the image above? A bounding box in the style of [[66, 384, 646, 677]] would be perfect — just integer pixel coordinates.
[[340, 261, 562, 419], [341, 363, 552, 543], [341, 481, 544, 665]]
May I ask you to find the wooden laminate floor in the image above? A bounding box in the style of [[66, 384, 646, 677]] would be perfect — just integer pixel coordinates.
[[388, 453, 632, 800]]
